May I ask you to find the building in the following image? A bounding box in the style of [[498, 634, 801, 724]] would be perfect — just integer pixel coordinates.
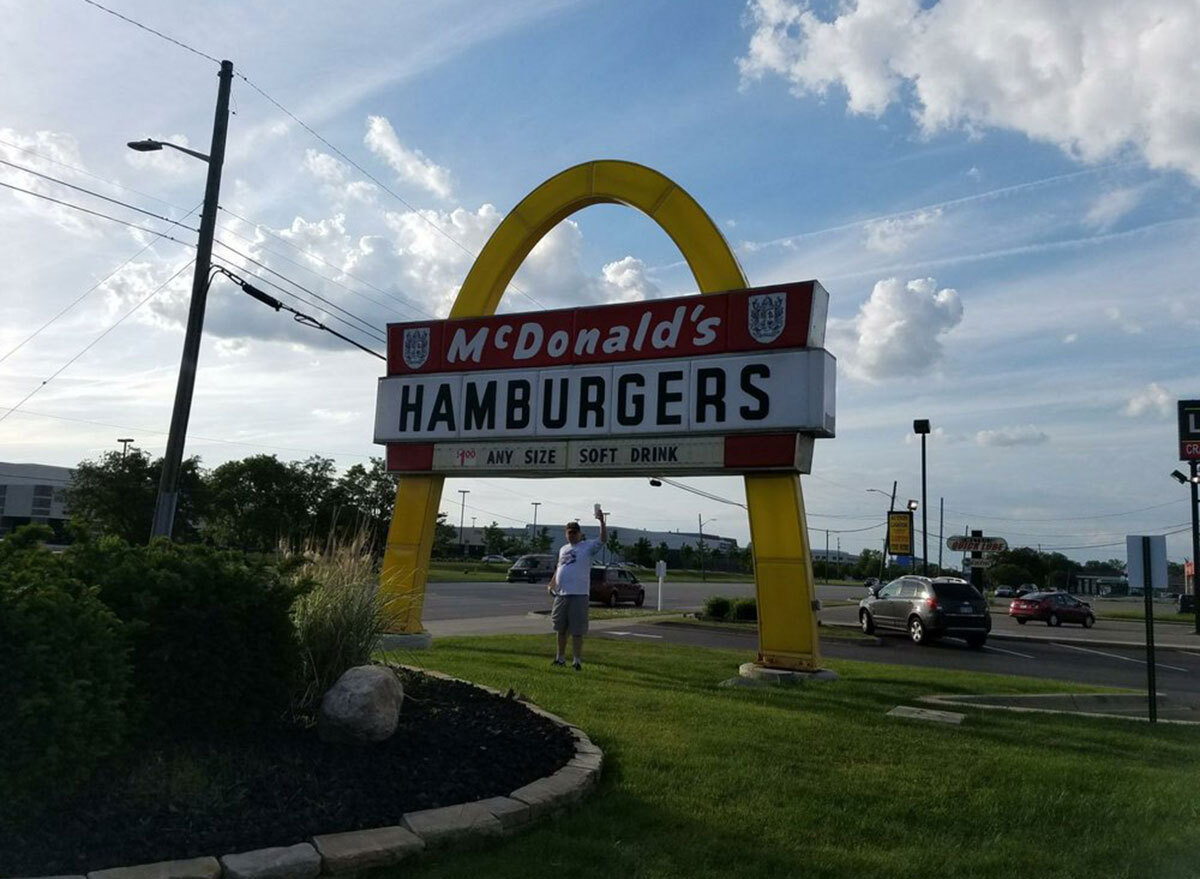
[[0, 461, 73, 540], [451, 521, 739, 558]]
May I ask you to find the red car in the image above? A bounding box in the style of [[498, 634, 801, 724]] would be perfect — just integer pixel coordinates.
[[1009, 591, 1095, 628]]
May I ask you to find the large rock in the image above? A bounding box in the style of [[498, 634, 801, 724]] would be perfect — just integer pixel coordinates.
[[318, 665, 404, 744]]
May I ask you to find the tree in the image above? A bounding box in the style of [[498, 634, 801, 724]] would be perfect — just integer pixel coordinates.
[[67, 449, 204, 544], [656, 541, 670, 562], [482, 521, 507, 556], [606, 528, 622, 563], [433, 512, 456, 557], [679, 543, 695, 569], [988, 563, 1034, 588], [330, 457, 395, 551], [532, 527, 552, 553], [203, 454, 333, 553], [632, 536, 654, 567]]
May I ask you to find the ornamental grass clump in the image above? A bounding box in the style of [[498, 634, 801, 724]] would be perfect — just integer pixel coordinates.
[[290, 534, 399, 717]]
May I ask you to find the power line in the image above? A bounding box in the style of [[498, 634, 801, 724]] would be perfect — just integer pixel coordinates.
[[0, 135, 184, 212], [212, 264, 384, 361], [211, 248, 386, 344], [232, 73, 546, 310], [0, 405, 374, 460], [944, 499, 1180, 522], [214, 217, 422, 321], [0, 158, 199, 232], [218, 206, 432, 319], [0, 179, 195, 243], [0, 259, 195, 426], [79, 0, 220, 65], [1, 202, 202, 365]]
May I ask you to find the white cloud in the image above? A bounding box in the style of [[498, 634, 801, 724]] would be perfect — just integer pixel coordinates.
[[1062, 333, 1077, 344], [1105, 305, 1142, 335], [829, 276, 963, 382], [863, 208, 941, 254], [599, 256, 660, 303], [312, 408, 357, 425], [302, 149, 378, 204], [739, 0, 1200, 182], [0, 128, 105, 236], [975, 425, 1049, 447], [364, 116, 453, 199], [1085, 187, 1144, 229], [1123, 382, 1171, 417]]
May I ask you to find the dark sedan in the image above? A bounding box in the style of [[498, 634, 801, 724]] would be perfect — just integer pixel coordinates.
[[1009, 592, 1095, 628], [859, 575, 990, 648]]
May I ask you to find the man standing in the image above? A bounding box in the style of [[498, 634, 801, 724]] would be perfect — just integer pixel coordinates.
[[548, 507, 607, 670]]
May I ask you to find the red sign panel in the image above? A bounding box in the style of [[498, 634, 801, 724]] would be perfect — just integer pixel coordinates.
[[386, 281, 826, 376]]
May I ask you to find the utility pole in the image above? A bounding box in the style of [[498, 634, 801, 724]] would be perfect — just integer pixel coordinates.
[[1192, 460, 1199, 635], [149, 60, 234, 539], [698, 513, 705, 582], [836, 536, 841, 582], [938, 497, 944, 573], [531, 501, 541, 542], [117, 437, 134, 459], [879, 480, 896, 579], [825, 529, 830, 585], [458, 489, 469, 557]]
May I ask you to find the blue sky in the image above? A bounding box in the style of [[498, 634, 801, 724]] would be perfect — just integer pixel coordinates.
[[1, 0, 1198, 563]]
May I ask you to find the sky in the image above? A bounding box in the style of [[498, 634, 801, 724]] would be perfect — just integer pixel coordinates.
[[1, 0, 1198, 564]]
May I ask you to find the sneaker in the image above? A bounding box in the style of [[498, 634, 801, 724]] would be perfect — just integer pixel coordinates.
[[551, 657, 565, 667], [572, 660, 582, 672]]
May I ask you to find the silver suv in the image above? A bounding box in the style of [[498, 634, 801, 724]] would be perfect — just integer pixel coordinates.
[[859, 575, 991, 648]]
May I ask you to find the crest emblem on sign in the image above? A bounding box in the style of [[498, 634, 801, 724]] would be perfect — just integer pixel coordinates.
[[748, 293, 786, 344], [402, 327, 430, 369]]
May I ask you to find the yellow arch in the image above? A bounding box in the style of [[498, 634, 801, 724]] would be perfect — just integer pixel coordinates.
[[381, 160, 821, 670]]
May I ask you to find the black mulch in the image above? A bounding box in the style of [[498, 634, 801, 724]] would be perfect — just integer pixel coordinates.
[[1, 670, 576, 876]]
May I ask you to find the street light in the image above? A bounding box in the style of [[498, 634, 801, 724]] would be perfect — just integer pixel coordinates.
[[458, 489, 470, 558], [906, 499, 919, 572], [913, 419, 931, 575], [1170, 464, 1200, 634], [698, 515, 716, 582], [117, 437, 134, 459], [132, 59, 234, 539], [867, 483, 897, 579]]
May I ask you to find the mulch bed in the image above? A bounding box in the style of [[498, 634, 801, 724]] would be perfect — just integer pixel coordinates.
[[1, 670, 576, 877]]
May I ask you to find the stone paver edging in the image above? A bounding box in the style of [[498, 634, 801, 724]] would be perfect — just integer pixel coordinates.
[[16, 668, 601, 879]]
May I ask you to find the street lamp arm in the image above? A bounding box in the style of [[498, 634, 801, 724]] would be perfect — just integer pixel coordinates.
[[127, 138, 211, 163]]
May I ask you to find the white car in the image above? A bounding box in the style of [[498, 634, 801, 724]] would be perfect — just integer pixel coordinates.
[[481, 554, 508, 563]]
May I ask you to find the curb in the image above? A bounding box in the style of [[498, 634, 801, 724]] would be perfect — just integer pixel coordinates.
[[15, 670, 601, 879]]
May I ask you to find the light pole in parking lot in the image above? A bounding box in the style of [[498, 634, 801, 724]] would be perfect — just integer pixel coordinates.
[[1170, 464, 1200, 634], [913, 419, 931, 575], [906, 499, 919, 572], [867, 483, 897, 579]]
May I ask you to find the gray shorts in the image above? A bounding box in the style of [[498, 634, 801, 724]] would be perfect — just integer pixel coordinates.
[[551, 594, 590, 635]]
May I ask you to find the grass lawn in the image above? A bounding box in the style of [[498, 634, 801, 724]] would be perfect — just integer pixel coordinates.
[[587, 608, 686, 621], [427, 563, 510, 582], [378, 635, 1199, 879], [1100, 610, 1194, 624]]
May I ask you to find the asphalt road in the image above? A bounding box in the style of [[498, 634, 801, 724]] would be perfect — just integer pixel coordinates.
[[425, 579, 1200, 709], [596, 621, 1200, 710]]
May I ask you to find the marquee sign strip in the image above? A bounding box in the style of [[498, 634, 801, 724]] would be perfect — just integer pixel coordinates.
[[384, 433, 812, 476], [387, 280, 828, 375]]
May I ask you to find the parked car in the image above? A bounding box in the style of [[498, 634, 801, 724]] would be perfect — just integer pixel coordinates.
[[859, 575, 990, 648], [506, 554, 556, 583], [863, 577, 880, 590], [994, 586, 1015, 598], [481, 554, 509, 563], [1178, 594, 1195, 614], [1008, 591, 1095, 628], [589, 565, 645, 607], [1015, 583, 1039, 597]]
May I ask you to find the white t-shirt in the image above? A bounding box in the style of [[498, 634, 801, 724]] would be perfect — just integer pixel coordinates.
[[554, 537, 603, 595]]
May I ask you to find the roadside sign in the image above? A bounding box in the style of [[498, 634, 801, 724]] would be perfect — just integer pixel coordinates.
[[1127, 535, 1167, 592], [962, 557, 994, 569], [1179, 399, 1200, 460], [887, 511, 913, 555], [946, 535, 1007, 553], [655, 560, 667, 578]]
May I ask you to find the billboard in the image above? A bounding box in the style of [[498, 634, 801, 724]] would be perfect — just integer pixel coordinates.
[[376, 282, 835, 476], [1179, 399, 1200, 461], [887, 511, 913, 555]]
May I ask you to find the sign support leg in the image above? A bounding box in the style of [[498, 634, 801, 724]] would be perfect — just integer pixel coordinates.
[[380, 475, 444, 634], [746, 472, 821, 671]]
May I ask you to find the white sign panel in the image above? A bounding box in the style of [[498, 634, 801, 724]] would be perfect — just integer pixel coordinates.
[[1126, 535, 1168, 591], [375, 349, 834, 444]]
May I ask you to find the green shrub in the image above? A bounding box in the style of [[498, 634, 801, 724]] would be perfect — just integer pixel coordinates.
[[291, 536, 397, 716], [732, 597, 758, 621], [0, 526, 130, 817], [704, 595, 732, 620], [68, 538, 302, 738]]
